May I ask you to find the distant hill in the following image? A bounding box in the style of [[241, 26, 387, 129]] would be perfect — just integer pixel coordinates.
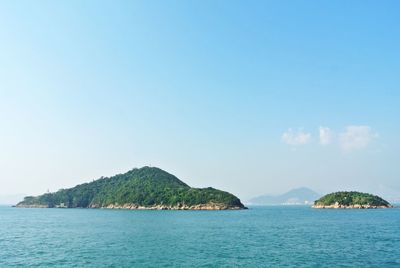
[[249, 187, 320, 205], [16, 167, 246, 210]]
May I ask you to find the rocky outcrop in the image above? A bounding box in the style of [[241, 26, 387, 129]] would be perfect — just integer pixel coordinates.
[[312, 202, 392, 209], [89, 202, 245, 210], [15, 202, 246, 210], [14, 204, 49, 208]]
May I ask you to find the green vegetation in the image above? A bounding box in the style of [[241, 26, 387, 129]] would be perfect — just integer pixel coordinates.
[[314, 191, 391, 207], [17, 167, 245, 209]]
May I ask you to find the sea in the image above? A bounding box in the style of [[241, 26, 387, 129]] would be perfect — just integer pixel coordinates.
[[1, 205, 399, 267]]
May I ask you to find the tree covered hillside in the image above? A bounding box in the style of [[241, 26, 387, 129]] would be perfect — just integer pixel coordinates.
[[17, 167, 245, 209], [314, 191, 391, 207]]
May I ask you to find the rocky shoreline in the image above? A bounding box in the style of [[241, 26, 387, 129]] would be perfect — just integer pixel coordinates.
[[15, 203, 246, 210], [96, 203, 245, 210], [312, 204, 393, 209], [14, 204, 49, 208]]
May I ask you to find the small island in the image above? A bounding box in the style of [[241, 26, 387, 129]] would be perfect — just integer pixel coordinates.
[[312, 191, 392, 209], [16, 167, 247, 210]]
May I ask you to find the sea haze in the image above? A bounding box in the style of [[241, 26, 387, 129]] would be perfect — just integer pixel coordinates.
[[249, 187, 321, 205]]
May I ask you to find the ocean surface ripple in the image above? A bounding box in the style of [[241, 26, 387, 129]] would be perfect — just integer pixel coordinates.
[[1, 206, 399, 267]]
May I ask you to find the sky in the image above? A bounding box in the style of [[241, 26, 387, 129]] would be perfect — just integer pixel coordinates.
[[0, 1, 399, 203]]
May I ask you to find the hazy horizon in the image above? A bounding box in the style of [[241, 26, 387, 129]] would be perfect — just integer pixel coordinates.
[[1, 1, 400, 203], [1, 166, 399, 205]]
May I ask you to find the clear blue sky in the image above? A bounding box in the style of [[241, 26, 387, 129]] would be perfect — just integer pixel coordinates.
[[0, 1, 399, 202]]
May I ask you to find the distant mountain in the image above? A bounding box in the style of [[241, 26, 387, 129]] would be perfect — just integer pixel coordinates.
[[16, 167, 246, 210], [249, 187, 320, 205]]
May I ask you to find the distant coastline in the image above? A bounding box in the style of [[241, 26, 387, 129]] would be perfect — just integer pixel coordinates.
[[248, 187, 320, 206]]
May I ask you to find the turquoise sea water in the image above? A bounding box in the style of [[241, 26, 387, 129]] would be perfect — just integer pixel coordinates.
[[1, 205, 399, 267]]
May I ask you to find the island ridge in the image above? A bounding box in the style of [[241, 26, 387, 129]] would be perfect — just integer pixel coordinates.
[[16, 167, 246, 210], [312, 191, 392, 209]]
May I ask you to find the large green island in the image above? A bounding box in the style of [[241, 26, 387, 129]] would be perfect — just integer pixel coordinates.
[[16, 167, 246, 210], [312, 191, 392, 209]]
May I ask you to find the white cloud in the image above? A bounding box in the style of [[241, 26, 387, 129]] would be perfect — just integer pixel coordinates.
[[319, 127, 332, 145], [339, 125, 377, 152], [282, 128, 311, 145]]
